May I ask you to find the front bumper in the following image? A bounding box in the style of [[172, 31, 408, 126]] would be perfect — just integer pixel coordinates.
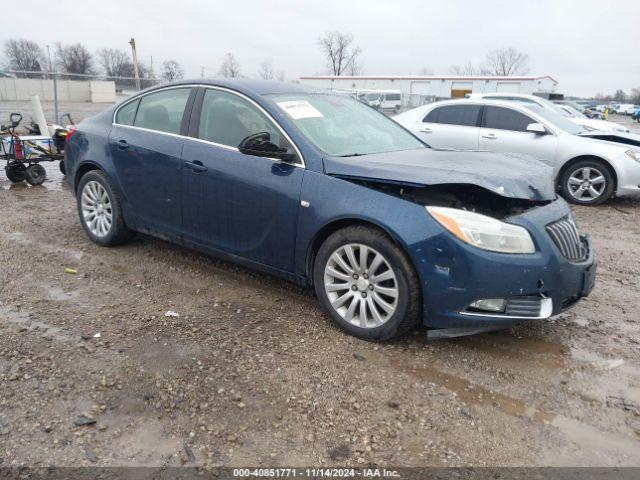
[[614, 155, 640, 197], [416, 200, 596, 329]]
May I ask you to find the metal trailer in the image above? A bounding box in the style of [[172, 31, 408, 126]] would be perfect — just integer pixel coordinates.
[[1, 113, 68, 185]]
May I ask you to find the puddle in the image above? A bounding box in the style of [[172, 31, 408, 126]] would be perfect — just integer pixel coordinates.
[[386, 354, 640, 464], [47, 286, 78, 302], [1, 161, 67, 192], [0, 305, 78, 342]]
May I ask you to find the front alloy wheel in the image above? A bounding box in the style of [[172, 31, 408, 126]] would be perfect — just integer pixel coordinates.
[[313, 225, 420, 340], [324, 243, 399, 328], [561, 160, 614, 205]]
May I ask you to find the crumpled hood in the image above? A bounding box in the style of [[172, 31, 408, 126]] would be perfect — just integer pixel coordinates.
[[578, 130, 640, 148], [323, 148, 556, 201]]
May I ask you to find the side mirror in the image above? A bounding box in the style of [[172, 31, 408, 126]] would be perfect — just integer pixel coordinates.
[[526, 122, 547, 135], [238, 132, 297, 163]]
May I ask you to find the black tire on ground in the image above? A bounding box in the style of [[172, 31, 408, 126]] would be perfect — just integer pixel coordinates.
[[59, 159, 66, 175], [560, 159, 615, 206], [25, 164, 46, 186], [76, 169, 133, 247], [5, 161, 26, 183], [313, 225, 421, 341]]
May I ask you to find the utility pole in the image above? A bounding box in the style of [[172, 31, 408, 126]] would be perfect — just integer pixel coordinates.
[[129, 37, 141, 91], [46, 44, 59, 124], [201, 66, 205, 78]]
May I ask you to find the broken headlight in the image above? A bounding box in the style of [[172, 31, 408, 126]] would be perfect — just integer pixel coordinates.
[[426, 206, 535, 254]]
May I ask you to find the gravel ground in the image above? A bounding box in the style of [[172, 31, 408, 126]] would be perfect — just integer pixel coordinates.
[[0, 107, 639, 468]]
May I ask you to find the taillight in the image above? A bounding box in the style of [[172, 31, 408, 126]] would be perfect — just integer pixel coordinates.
[[65, 126, 76, 144]]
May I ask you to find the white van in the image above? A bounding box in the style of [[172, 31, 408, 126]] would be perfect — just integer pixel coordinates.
[[363, 90, 402, 112]]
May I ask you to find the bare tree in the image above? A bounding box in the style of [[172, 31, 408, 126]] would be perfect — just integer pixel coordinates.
[[418, 67, 433, 75], [450, 61, 480, 75], [219, 53, 241, 78], [96, 48, 131, 77], [258, 59, 274, 80], [483, 47, 529, 76], [55, 42, 95, 76], [630, 87, 640, 105], [318, 31, 362, 76], [613, 89, 627, 102], [3, 39, 45, 77], [276, 70, 286, 82], [161, 60, 184, 81]]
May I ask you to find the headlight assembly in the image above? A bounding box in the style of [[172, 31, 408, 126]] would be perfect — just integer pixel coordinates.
[[426, 206, 535, 254], [625, 150, 640, 162]]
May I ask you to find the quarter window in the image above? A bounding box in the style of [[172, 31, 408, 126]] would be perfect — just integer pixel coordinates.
[[425, 105, 481, 127], [198, 89, 285, 150], [133, 88, 191, 134], [482, 106, 535, 132], [115, 99, 139, 126]]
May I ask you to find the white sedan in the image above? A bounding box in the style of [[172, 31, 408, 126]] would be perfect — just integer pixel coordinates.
[[466, 93, 629, 133], [394, 98, 640, 205]]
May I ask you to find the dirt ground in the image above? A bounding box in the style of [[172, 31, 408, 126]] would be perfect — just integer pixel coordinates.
[[0, 107, 640, 468]]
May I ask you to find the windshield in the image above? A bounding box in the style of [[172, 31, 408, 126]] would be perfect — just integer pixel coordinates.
[[269, 93, 425, 156], [521, 104, 588, 134]]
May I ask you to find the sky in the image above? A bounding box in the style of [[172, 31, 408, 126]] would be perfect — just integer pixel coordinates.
[[4, 0, 639, 97]]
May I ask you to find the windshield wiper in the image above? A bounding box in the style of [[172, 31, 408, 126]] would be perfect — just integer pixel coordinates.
[[337, 153, 365, 157]]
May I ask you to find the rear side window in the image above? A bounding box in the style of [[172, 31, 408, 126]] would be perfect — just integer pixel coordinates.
[[422, 108, 440, 123], [483, 106, 534, 132], [115, 99, 139, 126], [198, 89, 283, 149], [427, 105, 481, 127], [133, 88, 191, 134]]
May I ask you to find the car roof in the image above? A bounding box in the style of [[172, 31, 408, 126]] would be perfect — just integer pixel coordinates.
[[139, 78, 319, 97]]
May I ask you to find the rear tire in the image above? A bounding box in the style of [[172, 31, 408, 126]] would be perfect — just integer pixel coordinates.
[[77, 170, 133, 246], [59, 159, 66, 175], [313, 225, 421, 341], [25, 164, 46, 186], [5, 161, 26, 183], [560, 159, 614, 206]]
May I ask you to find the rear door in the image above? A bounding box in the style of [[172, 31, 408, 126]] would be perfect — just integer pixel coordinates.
[[416, 104, 481, 150], [478, 106, 558, 164], [109, 87, 194, 237], [180, 87, 304, 272]]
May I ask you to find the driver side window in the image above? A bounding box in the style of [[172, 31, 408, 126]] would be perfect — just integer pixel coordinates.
[[198, 89, 283, 149]]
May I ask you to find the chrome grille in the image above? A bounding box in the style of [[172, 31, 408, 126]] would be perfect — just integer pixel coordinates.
[[505, 296, 543, 317], [546, 217, 586, 262]]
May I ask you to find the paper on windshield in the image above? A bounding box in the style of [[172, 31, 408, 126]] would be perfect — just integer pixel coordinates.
[[277, 100, 324, 119]]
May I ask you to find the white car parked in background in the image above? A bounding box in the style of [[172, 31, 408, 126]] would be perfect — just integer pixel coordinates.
[[394, 99, 640, 205], [466, 92, 628, 133]]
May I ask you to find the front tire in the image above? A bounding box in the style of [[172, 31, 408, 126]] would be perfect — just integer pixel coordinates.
[[77, 170, 133, 246], [560, 159, 614, 206], [313, 225, 420, 341]]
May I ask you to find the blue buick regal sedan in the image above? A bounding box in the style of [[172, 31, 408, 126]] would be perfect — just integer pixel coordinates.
[[64, 79, 596, 339]]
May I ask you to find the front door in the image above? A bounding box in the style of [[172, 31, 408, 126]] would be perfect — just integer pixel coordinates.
[[478, 105, 558, 165], [181, 87, 304, 272]]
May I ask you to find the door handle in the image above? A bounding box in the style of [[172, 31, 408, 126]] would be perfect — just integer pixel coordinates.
[[419, 127, 433, 133], [482, 133, 497, 140], [116, 139, 129, 150], [185, 160, 207, 173]]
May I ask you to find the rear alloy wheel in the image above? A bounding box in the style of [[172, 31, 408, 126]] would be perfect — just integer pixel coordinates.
[[25, 164, 46, 186], [314, 226, 420, 340], [561, 160, 614, 205], [77, 170, 133, 246]]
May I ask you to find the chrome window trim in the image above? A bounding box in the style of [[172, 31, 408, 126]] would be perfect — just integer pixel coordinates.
[[111, 83, 306, 168]]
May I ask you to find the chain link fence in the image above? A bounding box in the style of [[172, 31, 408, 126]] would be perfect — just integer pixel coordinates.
[[0, 69, 166, 124]]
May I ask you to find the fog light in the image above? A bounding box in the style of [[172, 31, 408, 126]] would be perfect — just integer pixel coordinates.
[[468, 298, 507, 313]]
